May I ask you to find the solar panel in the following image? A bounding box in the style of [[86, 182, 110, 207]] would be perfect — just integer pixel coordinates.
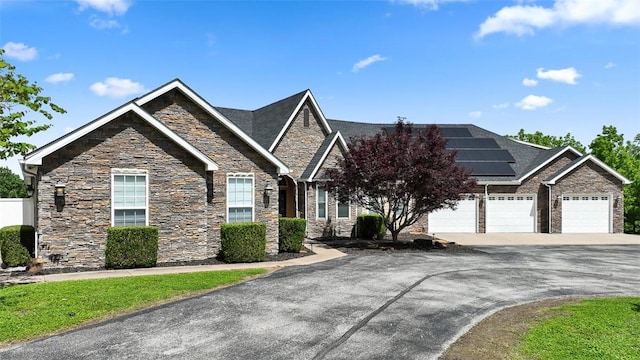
[[446, 138, 500, 149], [456, 162, 516, 176], [454, 149, 516, 163], [438, 127, 472, 138]]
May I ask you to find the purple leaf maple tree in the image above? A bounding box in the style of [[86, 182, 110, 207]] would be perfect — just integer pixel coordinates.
[[326, 119, 477, 242]]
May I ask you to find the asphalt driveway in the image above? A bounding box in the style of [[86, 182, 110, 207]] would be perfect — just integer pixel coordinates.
[[2, 245, 639, 360]]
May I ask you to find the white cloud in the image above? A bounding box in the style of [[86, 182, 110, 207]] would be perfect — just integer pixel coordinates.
[[522, 78, 538, 86], [393, 0, 469, 11], [515, 94, 553, 110], [90, 77, 145, 98], [475, 0, 640, 38], [2, 42, 37, 61], [492, 102, 509, 109], [75, 0, 131, 16], [45, 73, 75, 84], [468, 111, 482, 119], [352, 54, 387, 72], [604, 61, 616, 69], [90, 16, 121, 29], [537, 67, 582, 84]]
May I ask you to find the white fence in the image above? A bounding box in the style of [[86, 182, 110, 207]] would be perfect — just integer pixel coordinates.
[[0, 198, 34, 228]]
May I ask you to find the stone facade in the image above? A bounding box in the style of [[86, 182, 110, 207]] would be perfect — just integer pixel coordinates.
[[272, 102, 328, 179], [37, 113, 211, 268], [485, 152, 578, 233], [142, 90, 280, 253], [550, 161, 625, 233]]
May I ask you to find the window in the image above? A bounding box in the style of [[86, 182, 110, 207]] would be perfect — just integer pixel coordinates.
[[227, 174, 254, 223], [337, 197, 350, 219], [317, 186, 327, 219], [303, 108, 310, 127], [112, 174, 148, 226]]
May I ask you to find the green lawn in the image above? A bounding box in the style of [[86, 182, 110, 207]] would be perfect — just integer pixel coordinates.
[[517, 297, 640, 360], [0, 268, 267, 344]]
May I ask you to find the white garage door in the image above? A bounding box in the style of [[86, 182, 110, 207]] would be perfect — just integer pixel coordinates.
[[562, 195, 610, 233], [486, 195, 536, 232], [428, 197, 477, 233]]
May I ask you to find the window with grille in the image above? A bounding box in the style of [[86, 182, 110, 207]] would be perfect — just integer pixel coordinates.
[[227, 174, 254, 223], [317, 186, 327, 219], [112, 174, 148, 226]]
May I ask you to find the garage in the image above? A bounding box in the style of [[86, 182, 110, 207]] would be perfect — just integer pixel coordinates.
[[486, 194, 536, 232], [561, 194, 611, 233], [428, 196, 477, 233]]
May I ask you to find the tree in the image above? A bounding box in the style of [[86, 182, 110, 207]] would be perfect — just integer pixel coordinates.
[[0, 49, 65, 159], [589, 126, 640, 234], [326, 119, 477, 242], [0, 166, 27, 198], [507, 129, 587, 154]]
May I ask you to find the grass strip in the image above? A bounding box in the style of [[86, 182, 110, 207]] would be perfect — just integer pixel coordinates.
[[517, 297, 640, 360], [0, 268, 267, 344]]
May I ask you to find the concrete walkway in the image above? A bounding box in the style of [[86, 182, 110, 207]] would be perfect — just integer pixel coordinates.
[[0, 240, 346, 285], [438, 232, 640, 246]]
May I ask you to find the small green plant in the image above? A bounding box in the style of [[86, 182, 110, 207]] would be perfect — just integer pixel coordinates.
[[220, 222, 266, 263], [279, 218, 306, 253], [105, 226, 158, 269], [0, 225, 35, 267], [356, 214, 387, 240]]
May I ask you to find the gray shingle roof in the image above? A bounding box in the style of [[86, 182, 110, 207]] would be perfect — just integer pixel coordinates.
[[213, 90, 308, 149], [327, 120, 551, 182], [215, 91, 562, 184]]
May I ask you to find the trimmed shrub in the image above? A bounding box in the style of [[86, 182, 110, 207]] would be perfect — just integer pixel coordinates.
[[0, 225, 35, 267], [105, 226, 158, 269], [279, 218, 306, 253], [220, 222, 266, 263], [356, 214, 387, 240]]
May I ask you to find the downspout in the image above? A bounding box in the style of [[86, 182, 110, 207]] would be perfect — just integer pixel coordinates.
[[544, 183, 552, 234], [484, 184, 488, 234], [21, 162, 39, 258], [304, 181, 308, 235]]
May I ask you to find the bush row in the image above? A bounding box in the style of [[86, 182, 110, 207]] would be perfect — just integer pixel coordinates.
[[0, 225, 35, 267], [3, 218, 307, 268]]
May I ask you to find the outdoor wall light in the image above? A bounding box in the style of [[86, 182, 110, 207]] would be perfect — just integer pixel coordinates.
[[556, 195, 562, 201], [26, 178, 35, 198], [263, 184, 274, 208], [54, 183, 66, 211], [264, 184, 274, 198]]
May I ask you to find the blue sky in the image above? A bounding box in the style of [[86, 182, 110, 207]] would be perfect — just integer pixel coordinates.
[[1, 0, 639, 176]]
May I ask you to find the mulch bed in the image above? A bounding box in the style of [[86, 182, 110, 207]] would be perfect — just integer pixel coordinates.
[[2, 248, 315, 278], [317, 234, 484, 255]]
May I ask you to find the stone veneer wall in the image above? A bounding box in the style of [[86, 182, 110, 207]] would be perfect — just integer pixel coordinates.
[[142, 90, 280, 253], [37, 113, 210, 268], [272, 102, 328, 179], [550, 161, 625, 233], [306, 182, 364, 238]]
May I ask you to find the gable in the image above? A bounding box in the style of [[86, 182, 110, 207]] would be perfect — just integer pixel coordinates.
[[22, 103, 218, 171], [268, 90, 332, 152], [272, 101, 334, 179], [134, 79, 289, 174], [302, 132, 348, 181], [544, 154, 631, 185]]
